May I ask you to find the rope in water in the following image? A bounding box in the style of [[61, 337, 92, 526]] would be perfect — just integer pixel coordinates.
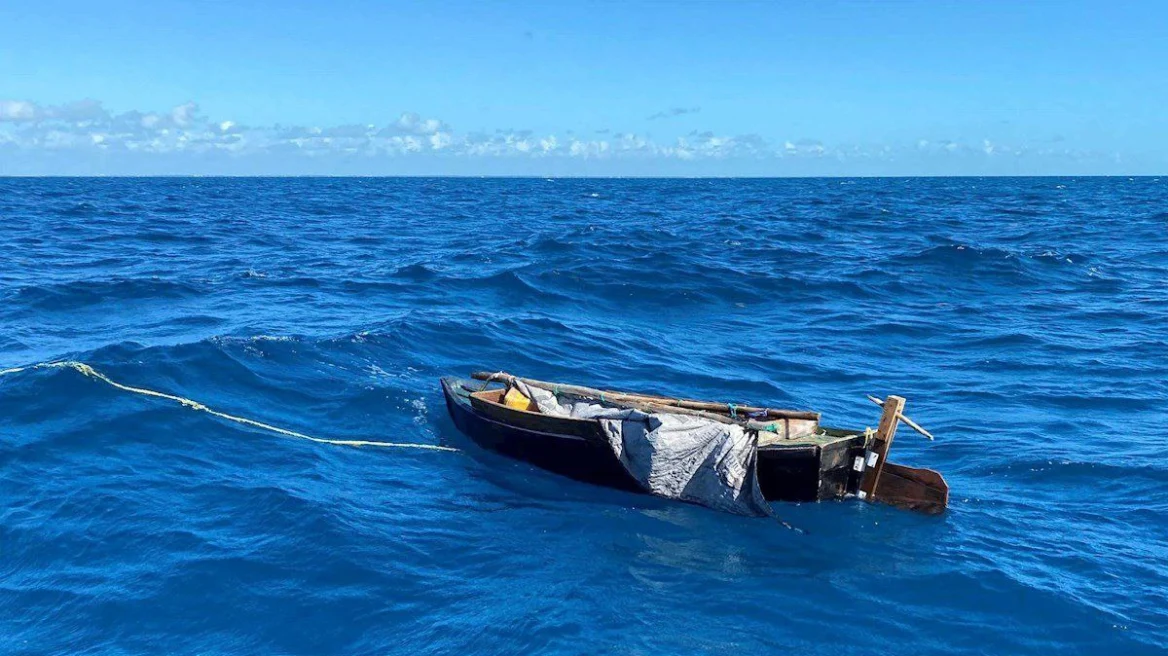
[[3, 362, 811, 530], [0, 361, 458, 452]]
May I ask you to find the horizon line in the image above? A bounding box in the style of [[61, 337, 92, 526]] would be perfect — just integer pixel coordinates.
[[0, 174, 1163, 180]]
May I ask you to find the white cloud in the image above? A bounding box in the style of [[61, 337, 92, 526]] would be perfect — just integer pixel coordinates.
[[0, 96, 1121, 175], [781, 138, 826, 157], [171, 101, 198, 128], [429, 131, 453, 150], [394, 111, 445, 135], [0, 100, 40, 122]]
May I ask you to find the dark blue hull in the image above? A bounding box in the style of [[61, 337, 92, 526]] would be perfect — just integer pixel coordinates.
[[442, 377, 643, 493], [441, 377, 866, 503]]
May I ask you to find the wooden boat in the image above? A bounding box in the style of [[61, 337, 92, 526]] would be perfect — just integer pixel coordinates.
[[440, 372, 948, 515]]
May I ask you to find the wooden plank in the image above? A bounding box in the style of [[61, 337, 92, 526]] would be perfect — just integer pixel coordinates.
[[866, 395, 934, 440], [858, 394, 905, 502], [468, 390, 602, 439], [472, 386, 743, 426], [470, 371, 820, 421], [471, 380, 823, 442], [872, 462, 949, 514]]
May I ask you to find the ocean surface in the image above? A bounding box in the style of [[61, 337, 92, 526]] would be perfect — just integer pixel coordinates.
[[1, 177, 1165, 655]]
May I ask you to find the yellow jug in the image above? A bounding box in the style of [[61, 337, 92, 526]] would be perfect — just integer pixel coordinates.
[[502, 386, 536, 412]]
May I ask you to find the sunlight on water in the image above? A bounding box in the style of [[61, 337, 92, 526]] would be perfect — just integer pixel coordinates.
[[1, 177, 1166, 654]]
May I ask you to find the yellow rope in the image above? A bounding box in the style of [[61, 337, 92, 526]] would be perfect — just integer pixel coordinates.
[[1, 360, 458, 452]]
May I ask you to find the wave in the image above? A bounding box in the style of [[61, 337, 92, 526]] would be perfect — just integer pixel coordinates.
[[998, 458, 1168, 492], [3, 177, 1168, 652], [9, 278, 204, 311]]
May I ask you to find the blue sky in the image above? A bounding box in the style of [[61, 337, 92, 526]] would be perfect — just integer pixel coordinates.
[[1, 0, 1164, 175]]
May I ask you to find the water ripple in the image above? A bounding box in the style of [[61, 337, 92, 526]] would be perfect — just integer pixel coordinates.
[[1, 177, 1166, 654]]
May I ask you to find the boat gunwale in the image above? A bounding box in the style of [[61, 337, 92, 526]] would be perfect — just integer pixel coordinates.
[[450, 378, 863, 451], [442, 375, 948, 513]]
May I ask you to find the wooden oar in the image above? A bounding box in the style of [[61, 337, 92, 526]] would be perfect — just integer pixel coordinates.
[[473, 372, 741, 425], [470, 371, 819, 421], [866, 395, 935, 440]]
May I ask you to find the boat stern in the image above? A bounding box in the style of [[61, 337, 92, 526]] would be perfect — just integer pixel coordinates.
[[856, 395, 949, 515]]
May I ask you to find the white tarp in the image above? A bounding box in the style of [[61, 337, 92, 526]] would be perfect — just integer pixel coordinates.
[[514, 380, 773, 517]]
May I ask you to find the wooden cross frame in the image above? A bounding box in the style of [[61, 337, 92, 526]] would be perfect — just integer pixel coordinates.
[[859, 394, 905, 501]]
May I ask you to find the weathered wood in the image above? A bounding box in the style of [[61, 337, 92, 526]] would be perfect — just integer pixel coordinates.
[[472, 387, 743, 426], [467, 387, 842, 448], [872, 462, 949, 514], [866, 395, 934, 440], [448, 376, 948, 514], [470, 371, 820, 421], [446, 377, 858, 504], [469, 389, 601, 439], [859, 395, 905, 502]]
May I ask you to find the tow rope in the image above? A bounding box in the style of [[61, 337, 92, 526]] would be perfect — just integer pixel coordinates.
[[0, 361, 458, 452]]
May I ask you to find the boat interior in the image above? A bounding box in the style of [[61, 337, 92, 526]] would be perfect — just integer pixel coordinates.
[[464, 381, 864, 450]]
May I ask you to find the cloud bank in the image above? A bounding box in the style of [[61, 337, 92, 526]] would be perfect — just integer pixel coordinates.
[[0, 98, 1139, 176]]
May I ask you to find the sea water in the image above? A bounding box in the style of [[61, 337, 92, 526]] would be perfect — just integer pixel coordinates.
[[1, 177, 1165, 654]]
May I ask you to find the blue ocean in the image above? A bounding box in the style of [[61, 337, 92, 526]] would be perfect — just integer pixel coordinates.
[[1, 177, 1165, 654]]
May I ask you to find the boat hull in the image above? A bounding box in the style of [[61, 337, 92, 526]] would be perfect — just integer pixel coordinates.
[[441, 377, 866, 504]]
